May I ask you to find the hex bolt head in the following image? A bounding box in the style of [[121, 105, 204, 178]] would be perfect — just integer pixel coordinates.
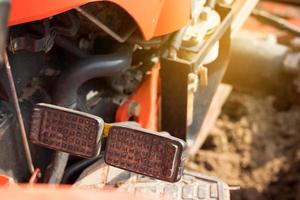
[[128, 101, 141, 117]]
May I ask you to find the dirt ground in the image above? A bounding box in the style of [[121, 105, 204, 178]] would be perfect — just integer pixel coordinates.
[[188, 91, 300, 200]]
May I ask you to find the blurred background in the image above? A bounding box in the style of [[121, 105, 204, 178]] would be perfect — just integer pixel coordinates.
[[188, 1, 300, 199]]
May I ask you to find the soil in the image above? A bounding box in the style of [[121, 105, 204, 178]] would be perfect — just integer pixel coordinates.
[[188, 91, 300, 200]]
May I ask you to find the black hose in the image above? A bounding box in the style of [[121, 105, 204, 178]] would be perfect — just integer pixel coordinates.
[[43, 45, 132, 184], [61, 155, 102, 184], [29, 23, 88, 58], [52, 11, 80, 37], [55, 35, 89, 58], [53, 45, 132, 107], [0, 0, 10, 63]]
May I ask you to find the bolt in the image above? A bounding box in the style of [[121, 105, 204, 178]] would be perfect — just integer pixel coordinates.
[[0, 114, 4, 122], [128, 101, 141, 117], [191, 32, 199, 43], [168, 47, 177, 59], [13, 41, 18, 50], [200, 10, 209, 21], [183, 33, 192, 42]]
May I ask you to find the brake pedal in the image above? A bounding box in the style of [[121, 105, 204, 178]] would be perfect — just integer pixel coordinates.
[[30, 103, 104, 158], [104, 126, 186, 183], [29, 103, 186, 182]]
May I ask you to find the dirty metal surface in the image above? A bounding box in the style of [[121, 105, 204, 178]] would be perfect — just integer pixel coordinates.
[[73, 160, 230, 200], [75, 162, 230, 200], [30, 103, 104, 159], [104, 126, 186, 183], [118, 171, 230, 200]]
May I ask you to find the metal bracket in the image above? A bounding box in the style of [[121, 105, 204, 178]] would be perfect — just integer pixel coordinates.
[[9, 21, 56, 53], [160, 5, 232, 141]]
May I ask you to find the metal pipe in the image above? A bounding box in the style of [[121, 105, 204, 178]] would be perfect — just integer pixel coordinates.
[[75, 7, 135, 43], [252, 8, 300, 37], [3, 52, 35, 174], [43, 152, 69, 184], [231, 0, 259, 37], [55, 35, 88, 58], [188, 15, 231, 150]]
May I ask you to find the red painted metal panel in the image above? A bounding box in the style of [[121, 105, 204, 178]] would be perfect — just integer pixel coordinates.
[[9, 0, 190, 40]]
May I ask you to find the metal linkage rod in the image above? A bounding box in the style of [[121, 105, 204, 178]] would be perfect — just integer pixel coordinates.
[[75, 7, 135, 43], [252, 8, 300, 37], [0, 0, 11, 63], [3, 51, 35, 174]]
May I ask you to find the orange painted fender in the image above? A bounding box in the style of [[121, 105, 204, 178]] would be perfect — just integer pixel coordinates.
[[9, 0, 191, 40]]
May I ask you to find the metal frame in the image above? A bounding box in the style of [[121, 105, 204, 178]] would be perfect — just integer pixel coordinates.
[[160, 5, 232, 140]]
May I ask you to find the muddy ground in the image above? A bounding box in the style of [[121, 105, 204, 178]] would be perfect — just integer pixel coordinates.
[[188, 91, 300, 200]]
